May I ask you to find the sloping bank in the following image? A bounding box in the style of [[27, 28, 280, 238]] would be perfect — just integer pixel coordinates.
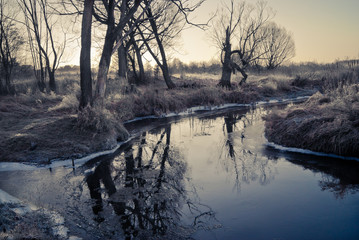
[[264, 88, 359, 158]]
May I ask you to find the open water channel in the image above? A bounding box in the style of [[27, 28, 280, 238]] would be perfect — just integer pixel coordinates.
[[1, 102, 359, 239]]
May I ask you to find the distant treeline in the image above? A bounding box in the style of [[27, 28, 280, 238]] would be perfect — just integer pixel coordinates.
[[167, 58, 359, 75], [11, 58, 359, 80]]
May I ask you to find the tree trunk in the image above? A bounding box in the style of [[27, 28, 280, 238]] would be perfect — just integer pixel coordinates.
[[48, 70, 56, 92], [161, 65, 175, 89], [37, 62, 46, 92], [219, 27, 232, 88], [146, 7, 175, 89], [0, 77, 4, 94], [0, 35, 13, 94], [4, 71, 12, 94], [1, 61, 13, 94], [94, 33, 114, 103], [117, 37, 128, 82], [92, 0, 142, 103], [35, 29, 46, 93], [79, 0, 94, 109], [238, 67, 248, 85], [128, 53, 138, 84], [133, 39, 145, 84]]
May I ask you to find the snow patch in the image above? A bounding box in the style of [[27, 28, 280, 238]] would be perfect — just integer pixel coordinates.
[[0, 137, 135, 172], [0, 162, 38, 172], [266, 142, 359, 162]]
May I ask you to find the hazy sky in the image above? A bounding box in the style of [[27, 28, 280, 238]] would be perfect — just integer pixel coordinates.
[[178, 0, 359, 64]]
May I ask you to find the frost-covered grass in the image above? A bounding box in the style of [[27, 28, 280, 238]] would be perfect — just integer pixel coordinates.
[[265, 68, 359, 157]]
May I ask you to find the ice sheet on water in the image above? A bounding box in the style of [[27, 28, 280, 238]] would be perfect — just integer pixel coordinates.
[[0, 162, 38, 172], [267, 142, 359, 162]]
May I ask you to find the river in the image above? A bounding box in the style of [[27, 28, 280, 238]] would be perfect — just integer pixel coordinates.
[[1, 102, 359, 239]]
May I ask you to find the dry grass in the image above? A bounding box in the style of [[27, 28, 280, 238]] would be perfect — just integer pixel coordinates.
[[265, 69, 359, 157]]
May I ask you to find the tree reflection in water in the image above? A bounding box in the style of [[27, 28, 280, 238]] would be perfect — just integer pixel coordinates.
[[86, 125, 217, 239], [220, 108, 277, 191], [84, 105, 359, 239]]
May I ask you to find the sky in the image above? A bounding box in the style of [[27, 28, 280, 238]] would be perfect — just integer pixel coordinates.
[[178, 0, 359, 64]]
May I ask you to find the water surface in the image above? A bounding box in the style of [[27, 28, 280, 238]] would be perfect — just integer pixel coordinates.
[[0, 104, 358, 239]]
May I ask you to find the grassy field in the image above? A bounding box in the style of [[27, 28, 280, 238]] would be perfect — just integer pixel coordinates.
[[0, 63, 355, 163]]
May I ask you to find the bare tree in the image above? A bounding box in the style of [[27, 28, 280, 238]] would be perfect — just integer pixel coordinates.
[[75, 0, 204, 104], [212, 0, 273, 88], [62, 0, 149, 105], [138, 0, 182, 89], [93, 0, 143, 104], [79, 0, 94, 109], [128, 32, 146, 85], [117, 32, 128, 83], [0, 0, 23, 95], [18, 0, 65, 92], [135, 0, 205, 89], [260, 22, 295, 69]]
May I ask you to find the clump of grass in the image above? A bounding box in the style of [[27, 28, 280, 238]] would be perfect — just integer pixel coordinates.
[[322, 70, 359, 93], [47, 81, 80, 113], [291, 75, 309, 88], [255, 76, 294, 97], [265, 70, 359, 157], [48, 93, 78, 112], [186, 86, 225, 106], [77, 105, 129, 142]]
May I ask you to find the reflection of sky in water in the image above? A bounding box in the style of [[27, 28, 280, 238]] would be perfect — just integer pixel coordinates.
[[0, 106, 358, 239]]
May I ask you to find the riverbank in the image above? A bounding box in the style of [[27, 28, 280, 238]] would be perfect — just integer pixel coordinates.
[[265, 76, 359, 157], [0, 74, 318, 164]]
